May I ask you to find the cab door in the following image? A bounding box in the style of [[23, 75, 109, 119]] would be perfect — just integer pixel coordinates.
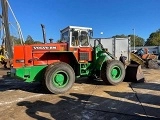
[[68, 30, 80, 61]]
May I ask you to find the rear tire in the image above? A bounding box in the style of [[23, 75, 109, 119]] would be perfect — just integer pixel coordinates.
[[147, 59, 159, 69], [101, 60, 125, 85], [44, 62, 75, 94]]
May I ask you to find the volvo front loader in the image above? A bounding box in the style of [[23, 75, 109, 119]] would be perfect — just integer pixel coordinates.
[[10, 26, 144, 94]]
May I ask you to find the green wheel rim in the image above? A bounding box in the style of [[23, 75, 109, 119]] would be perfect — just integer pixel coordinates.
[[52, 71, 69, 88], [110, 66, 122, 80]]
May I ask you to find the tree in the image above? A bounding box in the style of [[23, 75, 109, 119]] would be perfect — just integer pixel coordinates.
[[145, 29, 160, 46], [25, 35, 34, 45], [129, 35, 145, 47], [34, 41, 43, 44], [57, 39, 61, 43], [10, 36, 22, 45], [112, 34, 127, 38]]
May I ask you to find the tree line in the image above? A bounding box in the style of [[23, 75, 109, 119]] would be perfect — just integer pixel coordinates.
[[110, 28, 160, 46], [12, 35, 43, 45], [12, 29, 160, 46]]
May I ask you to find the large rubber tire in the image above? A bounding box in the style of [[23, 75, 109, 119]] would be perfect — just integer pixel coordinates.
[[101, 60, 125, 85], [44, 62, 59, 78], [44, 62, 75, 94], [40, 62, 59, 86], [147, 60, 159, 69]]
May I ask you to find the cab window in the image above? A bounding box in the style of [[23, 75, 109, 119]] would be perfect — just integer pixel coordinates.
[[80, 31, 89, 46], [61, 31, 69, 42], [71, 31, 79, 46]]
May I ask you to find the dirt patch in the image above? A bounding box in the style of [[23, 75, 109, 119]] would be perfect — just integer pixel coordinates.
[[0, 68, 160, 120]]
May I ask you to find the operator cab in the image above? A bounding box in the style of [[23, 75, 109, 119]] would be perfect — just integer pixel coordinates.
[[60, 26, 93, 47]]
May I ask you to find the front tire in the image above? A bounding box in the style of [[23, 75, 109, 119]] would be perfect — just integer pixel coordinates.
[[101, 60, 125, 85], [44, 62, 75, 94], [147, 59, 159, 69]]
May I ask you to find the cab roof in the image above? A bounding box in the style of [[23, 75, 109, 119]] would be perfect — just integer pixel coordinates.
[[60, 26, 92, 33]]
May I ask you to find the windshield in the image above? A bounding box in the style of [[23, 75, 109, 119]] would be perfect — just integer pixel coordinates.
[[80, 31, 89, 46]]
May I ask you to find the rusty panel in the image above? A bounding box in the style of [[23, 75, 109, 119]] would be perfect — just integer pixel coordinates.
[[78, 47, 92, 61], [46, 53, 60, 65], [69, 47, 79, 61], [69, 47, 93, 61], [13, 46, 25, 68], [47, 53, 70, 64], [24, 45, 33, 66], [32, 53, 48, 65]]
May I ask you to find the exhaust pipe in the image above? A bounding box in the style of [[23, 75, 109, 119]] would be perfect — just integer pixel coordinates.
[[41, 24, 47, 44]]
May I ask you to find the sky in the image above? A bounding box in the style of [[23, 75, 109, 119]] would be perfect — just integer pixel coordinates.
[[5, 0, 160, 42]]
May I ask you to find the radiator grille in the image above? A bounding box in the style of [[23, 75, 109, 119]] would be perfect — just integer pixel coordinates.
[[79, 52, 89, 60]]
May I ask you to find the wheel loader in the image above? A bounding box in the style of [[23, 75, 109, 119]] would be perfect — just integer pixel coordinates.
[[10, 25, 144, 94], [131, 48, 159, 69]]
